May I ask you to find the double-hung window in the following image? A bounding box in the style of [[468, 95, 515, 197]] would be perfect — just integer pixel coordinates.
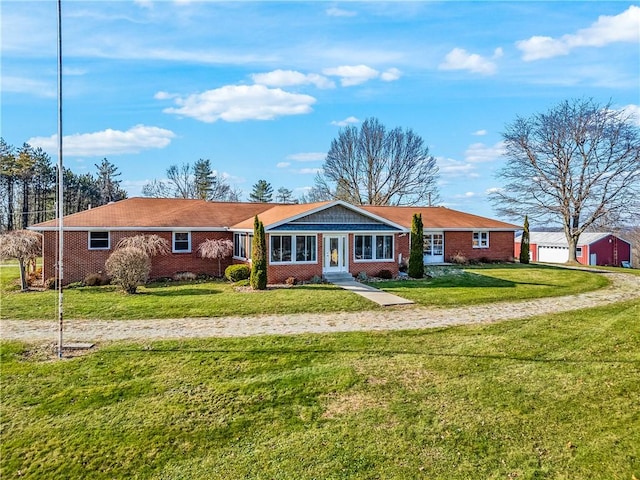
[[234, 233, 247, 259], [354, 234, 393, 261], [270, 234, 316, 263], [472, 231, 489, 248], [88, 231, 110, 250], [173, 232, 191, 253]]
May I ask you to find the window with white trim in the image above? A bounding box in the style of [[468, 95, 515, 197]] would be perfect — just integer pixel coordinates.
[[295, 235, 316, 262], [270, 234, 316, 263], [576, 247, 583, 256], [354, 234, 393, 261], [234, 233, 248, 259], [472, 231, 489, 248], [88, 231, 110, 250], [173, 232, 191, 252]]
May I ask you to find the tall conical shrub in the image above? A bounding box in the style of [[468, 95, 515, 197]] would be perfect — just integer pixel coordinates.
[[408, 213, 424, 278], [519, 215, 530, 264], [250, 215, 267, 290]]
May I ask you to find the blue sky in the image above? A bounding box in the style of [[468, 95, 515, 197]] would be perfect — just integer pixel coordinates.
[[2, 1, 639, 220]]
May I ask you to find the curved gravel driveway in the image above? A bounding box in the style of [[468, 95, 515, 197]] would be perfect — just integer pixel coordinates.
[[2, 271, 639, 343]]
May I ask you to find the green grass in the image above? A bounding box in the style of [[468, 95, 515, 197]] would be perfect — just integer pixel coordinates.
[[1, 264, 612, 320], [0, 271, 376, 320], [371, 264, 610, 306], [2, 299, 638, 479]]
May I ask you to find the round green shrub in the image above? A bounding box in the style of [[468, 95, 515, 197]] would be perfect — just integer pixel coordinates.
[[225, 264, 250, 282]]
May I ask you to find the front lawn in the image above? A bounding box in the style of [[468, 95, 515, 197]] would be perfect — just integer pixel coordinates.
[[1, 264, 611, 320], [2, 299, 638, 479], [372, 264, 610, 306]]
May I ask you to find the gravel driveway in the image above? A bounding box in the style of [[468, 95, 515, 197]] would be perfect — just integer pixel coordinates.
[[1, 271, 639, 344]]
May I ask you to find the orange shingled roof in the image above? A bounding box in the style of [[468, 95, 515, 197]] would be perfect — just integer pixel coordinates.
[[31, 198, 518, 231], [232, 201, 332, 229], [31, 197, 275, 229], [360, 205, 519, 230]]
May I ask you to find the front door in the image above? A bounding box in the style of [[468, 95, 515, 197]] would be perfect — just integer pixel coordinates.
[[323, 235, 348, 273], [423, 233, 444, 263]]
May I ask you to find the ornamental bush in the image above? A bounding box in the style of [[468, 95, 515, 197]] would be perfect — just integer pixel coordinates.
[[225, 264, 250, 282], [106, 246, 150, 294]]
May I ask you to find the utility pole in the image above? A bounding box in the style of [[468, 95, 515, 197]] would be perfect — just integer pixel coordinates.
[[57, 0, 64, 359]]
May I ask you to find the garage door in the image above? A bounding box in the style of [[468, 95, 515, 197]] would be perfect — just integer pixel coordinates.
[[538, 246, 569, 263]]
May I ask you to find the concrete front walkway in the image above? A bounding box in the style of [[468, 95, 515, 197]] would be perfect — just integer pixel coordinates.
[[330, 279, 414, 306]]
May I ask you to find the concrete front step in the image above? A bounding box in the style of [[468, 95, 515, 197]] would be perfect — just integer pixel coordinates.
[[323, 272, 355, 282]]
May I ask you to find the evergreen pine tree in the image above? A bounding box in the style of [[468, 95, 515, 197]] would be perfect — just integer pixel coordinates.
[[408, 213, 424, 278], [250, 215, 267, 289], [193, 158, 214, 200], [95, 158, 126, 205], [249, 179, 273, 202], [519, 215, 530, 264]]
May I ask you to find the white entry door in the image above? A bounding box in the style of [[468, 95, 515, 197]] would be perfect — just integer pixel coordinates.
[[423, 233, 444, 263], [323, 235, 348, 273]]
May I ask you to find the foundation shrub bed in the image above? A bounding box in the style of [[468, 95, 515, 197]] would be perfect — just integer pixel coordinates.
[[224, 264, 250, 282]]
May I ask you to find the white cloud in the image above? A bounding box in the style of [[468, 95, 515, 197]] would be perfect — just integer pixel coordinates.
[[485, 187, 503, 195], [439, 48, 497, 75], [464, 142, 505, 163], [154, 91, 177, 100], [380, 67, 402, 82], [517, 5, 640, 61], [323, 64, 380, 86], [276, 162, 291, 168], [331, 116, 360, 127], [2, 76, 56, 98], [121, 179, 151, 197], [436, 157, 480, 178], [251, 69, 335, 89], [62, 67, 88, 76], [326, 7, 357, 17], [619, 104, 640, 127], [453, 192, 477, 199], [286, 152, 326, 162], [133, 0, 153, 8], [473, 129, 488, 136], [160, 84, 316, 122], [516, 36, 570, 62], [28, 125, 176, 157]]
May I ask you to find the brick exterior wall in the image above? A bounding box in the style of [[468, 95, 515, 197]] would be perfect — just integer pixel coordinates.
[[444, 231, 514, 262], [42, 229, 515, 286], [397, 230, 515, 267], [43, 230, 235, 285]]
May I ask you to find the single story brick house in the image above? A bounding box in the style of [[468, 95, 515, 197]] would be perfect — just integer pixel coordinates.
[[514, 231, 632, 266], [30, 197, 519, 284]]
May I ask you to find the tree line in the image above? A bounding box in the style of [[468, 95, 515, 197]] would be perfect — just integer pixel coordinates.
[[0, 138, 127, 232], [143, 160, 301, 204]]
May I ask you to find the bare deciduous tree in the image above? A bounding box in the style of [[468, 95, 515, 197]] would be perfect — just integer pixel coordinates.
[[315, 117, 439, 206], [198, 238, 233, 277], [0, 229, 41, 291], [142, 161, 238, 202], [490, 99, 640, 263]]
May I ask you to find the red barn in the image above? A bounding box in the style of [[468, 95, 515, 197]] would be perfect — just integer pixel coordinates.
[[515, 232, 632, 266]]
